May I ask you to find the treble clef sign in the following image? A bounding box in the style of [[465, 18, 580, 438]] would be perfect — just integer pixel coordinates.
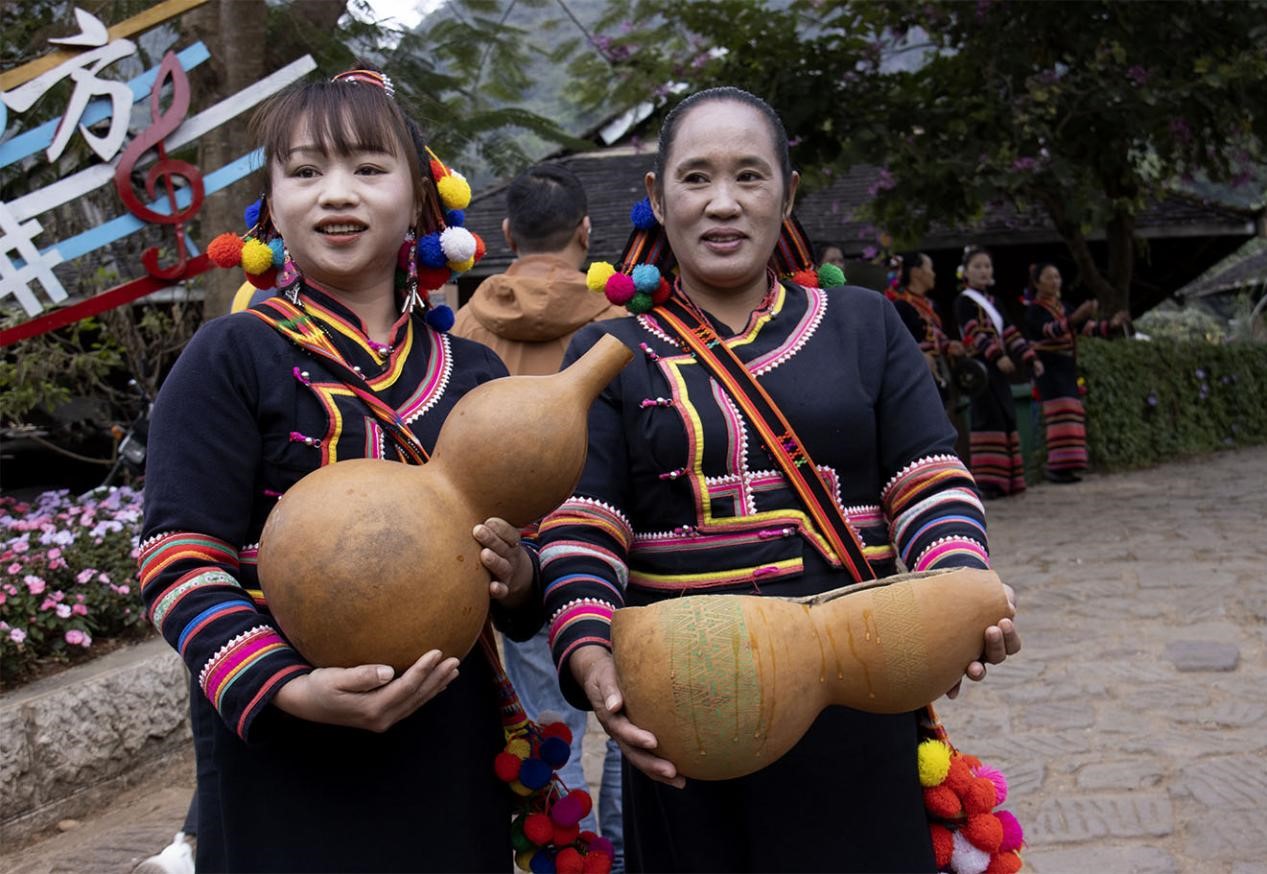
[[114, 51, 205, 280]]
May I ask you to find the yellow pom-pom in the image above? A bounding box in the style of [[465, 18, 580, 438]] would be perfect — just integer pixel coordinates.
[[918, 739, 953, 787], [587, 261, 616, 293], [436, 174, 471, 210], [240, 238, 274, 275], [506, 738, 531, 759], [514, 849, 536, 871], [509, 779, 535, 797], [448, 256, 476, 274]]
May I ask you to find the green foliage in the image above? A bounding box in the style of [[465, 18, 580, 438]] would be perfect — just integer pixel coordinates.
[[1078, 337, 1267, 470], [568, 1, 1267, 308]]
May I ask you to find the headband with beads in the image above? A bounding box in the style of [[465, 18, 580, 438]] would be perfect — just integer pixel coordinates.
[[584, 197, 847, 314], [205, 70, 487, 331]]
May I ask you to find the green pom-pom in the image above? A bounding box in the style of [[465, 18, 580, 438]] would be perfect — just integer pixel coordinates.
[[817, 263, 846, 288], [626, 292, 654, 314]]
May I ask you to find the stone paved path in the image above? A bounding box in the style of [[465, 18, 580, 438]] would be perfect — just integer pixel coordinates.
[[3, 447, 1265, 873]]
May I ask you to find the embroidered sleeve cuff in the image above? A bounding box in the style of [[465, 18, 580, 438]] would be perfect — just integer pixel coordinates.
[[491, 543, 545, 643], [197, 625, 312, 741], [548, 599, 617, 711]]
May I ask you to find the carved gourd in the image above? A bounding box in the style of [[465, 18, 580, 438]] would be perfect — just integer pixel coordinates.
[[612, 566, 1010, 780], [258, 334, 633, 670]]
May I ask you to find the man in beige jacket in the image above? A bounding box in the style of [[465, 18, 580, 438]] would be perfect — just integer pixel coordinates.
[[452, 163, 626, 869], [453, 163, 623, 374]]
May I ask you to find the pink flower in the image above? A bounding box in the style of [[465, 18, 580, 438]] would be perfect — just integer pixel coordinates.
[[41, 598, 57, 611], [56, 604, 71, 619], [51, 590, 64, 602], [64, 629, 84, 646], [24, 575, 46, 595], [0, 592, 6, 606], [75, 593, 86, 603], [9, 627, 26, 644], [3, 583, 16, 596], [72, 604, 88, 616], [6, 562, 20, 574], [49, 558, 67, 570], [97, 572, 112, 584], [76, 568, 96, 584], [47, 547, 61, 560], [12, 540, 28, 554]]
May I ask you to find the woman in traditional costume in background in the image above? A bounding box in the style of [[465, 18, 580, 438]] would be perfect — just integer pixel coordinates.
[[887, 251, 966, 404], [1023, 262, 1129, 482], [139, 68, 543, 872], [538, 87, 1021, 872], [954, 247, 1044, 499]]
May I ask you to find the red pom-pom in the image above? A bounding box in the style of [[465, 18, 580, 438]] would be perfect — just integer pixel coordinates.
[[541, 722, 574, 745], [986, 850, 1023, 874], [929, 824, 954, 869], [651, 277, 672, 305], [246, 267, 278, 290], [923, 784, 962, 820], [962, 754, 982, 769], [430, 159, 447, 181], [962, 777, 998, 815], [208, 233, 244, 268], [605, 273, 636, 305], [523, 812, 554, 847], [963, 813, 1004, 853], [553, 822, 580, 847], [472, 232, 486, 262], [417, 265, 451, 290], [581, 851, 612, 874], [791, 268, 819, 288], [494, 751, 521, 782], [556, 848, 584, 874], [945, 755, 973, 794]]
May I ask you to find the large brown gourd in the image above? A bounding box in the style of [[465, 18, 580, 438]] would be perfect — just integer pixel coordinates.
[[257, 334, 634, 670], [612, 566, 1011, 780]]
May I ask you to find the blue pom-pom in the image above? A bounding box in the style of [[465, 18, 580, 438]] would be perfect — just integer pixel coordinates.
[[540, 736, 571, 769], [518, 757, 553, 791], [244, 199, 262, 230], [268, 237, 286, 268], [425, 304, 455, 333], [445, 209, 465, 228], [417, 232, 447, 268], [529, 849, 556, 874], [630, 197, 658, 230], [631, 264, 660, 295]]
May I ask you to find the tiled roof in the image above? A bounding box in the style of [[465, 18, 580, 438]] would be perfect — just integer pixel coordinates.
[[463, 148, 1259, 277], [1177, 237, 1267, 298]]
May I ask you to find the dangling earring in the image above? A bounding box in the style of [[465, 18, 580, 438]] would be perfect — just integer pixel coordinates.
[[399, 228, 421, 314]]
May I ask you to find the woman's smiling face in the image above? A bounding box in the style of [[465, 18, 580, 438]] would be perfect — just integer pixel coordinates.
[[267, 113, 416, 297], [647, 100, 799, 301]]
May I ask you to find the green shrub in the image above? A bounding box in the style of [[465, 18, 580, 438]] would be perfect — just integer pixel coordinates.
[[1078, 337, 1267, 470]]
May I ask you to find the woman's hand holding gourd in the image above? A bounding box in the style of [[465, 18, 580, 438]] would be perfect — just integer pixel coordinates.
[[474, 517, 535, 608], [570, 645, 686, 789], [273, 650, 461, 731], [946, 582, 1021, 700]]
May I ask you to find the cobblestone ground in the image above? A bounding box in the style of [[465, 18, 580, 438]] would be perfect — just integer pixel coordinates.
[[3, 447, 1265, 873]]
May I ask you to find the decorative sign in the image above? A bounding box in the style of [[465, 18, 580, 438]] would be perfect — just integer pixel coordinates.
[[0, 0, 316, 346]]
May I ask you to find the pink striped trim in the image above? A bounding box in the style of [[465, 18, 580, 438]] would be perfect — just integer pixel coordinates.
[[915, 538, 990, 571]]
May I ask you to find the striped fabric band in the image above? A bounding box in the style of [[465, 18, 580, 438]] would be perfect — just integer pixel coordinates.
[[149, 568, 241, 632], [540, 498, 634, 552], [548, 599, 617, 661], [539, 542, 629, 589], [1042, 397, 1089, 472], [199, 625, 294, 719], [138, 532, 238, 591]]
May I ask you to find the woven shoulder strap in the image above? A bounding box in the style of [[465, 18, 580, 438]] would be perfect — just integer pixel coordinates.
[[655, 292, 876, 584]]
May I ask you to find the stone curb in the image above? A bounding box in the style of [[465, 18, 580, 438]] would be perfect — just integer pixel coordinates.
[[0, 637, 191, 849]]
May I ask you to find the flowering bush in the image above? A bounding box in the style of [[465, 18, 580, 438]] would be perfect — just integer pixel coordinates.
[[1, 487, 151, 687]]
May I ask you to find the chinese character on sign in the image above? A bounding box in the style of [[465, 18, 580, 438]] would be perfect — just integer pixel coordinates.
[[0, 203, 67, 317], [0, 8, 137, 162]]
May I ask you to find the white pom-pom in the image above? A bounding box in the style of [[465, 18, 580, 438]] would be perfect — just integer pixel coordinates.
[[440, 226, 476, 263], [950, 830, 991, 874], [536, 710, 565, 726]]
